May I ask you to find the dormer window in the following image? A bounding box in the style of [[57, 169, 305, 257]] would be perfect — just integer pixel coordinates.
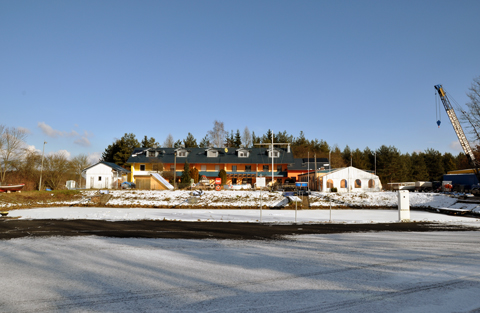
[[207, 150, 218, 157], [238, 151, 248, 158], [177, 150, 187, 157], [268, 150, 280, 158], [146, 151, 155, 157]]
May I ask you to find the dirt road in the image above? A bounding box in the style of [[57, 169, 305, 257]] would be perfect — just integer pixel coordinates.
[[0, 219, 476, 240]]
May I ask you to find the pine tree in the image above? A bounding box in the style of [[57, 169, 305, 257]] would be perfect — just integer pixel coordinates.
[[181, 161, 191, 184], [141, 136, 158, 148], [183, 133, 198, 148], [199, 135, 211, 148], [234, 129, 242, 148]]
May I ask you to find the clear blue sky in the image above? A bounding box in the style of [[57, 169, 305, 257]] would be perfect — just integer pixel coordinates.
[[2, 0, 479, 162]]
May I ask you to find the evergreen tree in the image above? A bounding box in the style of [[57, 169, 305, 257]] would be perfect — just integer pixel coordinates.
[[140, 136, 158, 148], [234, 129, 242, 148], [183, 132, 198, 148], [443, 152, 457, 173], [342, 145, 352, 166], [174, 139, 183, 148], [352, 148, 368, 169], [102, 133, 140, 167], [411, 152, 429, 181], [363, 147, 374, 172], [376, 145, 402, 186], [181, 161, 191, 184], [423, 148, 444, 181], [199, 135, 211, 148], [218, 169, 227, 185]]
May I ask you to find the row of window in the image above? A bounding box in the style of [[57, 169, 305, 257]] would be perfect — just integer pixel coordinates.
[[144, 150, 280, 158], [138, 164, 284, 172], [325, 179, 375, 188]]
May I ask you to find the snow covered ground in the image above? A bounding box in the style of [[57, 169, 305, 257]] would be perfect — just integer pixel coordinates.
[[2, 232, 480, 312], [3, 189, 479, 211], [3, 191, 480, 312], [7, 207, 480, 227]]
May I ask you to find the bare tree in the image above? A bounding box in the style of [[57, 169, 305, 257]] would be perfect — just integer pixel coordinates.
[[163, 134, 175, 148], [242, 126, 252, 148], [43, 151, 71, 190], [0, 126, 28, 184], [463, 76, 480, 142], [70, 154, 91, 188], [207, 120, 227, 148]]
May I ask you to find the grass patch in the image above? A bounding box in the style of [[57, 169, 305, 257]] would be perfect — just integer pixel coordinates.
[[0, 190, 82, 208]]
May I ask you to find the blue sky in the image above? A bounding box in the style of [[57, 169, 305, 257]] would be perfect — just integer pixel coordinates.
[[1, 0, 479, 162]]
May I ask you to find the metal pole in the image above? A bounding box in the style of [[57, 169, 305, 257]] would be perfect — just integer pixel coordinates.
[[295, 196, 297, 223], [330, 199, 332, 222], [38, 141, 46, 191], [329, 150, 331, 172], [271, 132, 274, 191], [307, 151, 309, 191], [260, 188, 262, 222], [173, 151, 177, 190], [374, 151, 377, 175]]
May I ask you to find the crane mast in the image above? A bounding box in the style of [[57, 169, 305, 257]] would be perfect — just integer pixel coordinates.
[[435, 84, 477, 167]]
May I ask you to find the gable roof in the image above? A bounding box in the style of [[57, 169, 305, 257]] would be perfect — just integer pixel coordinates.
[[127, 147, 294, 165], [288, 158, 330, 171], [82, 161, 131, 173]]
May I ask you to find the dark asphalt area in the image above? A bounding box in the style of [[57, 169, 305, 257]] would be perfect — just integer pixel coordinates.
[[0, 219, 478, 240]]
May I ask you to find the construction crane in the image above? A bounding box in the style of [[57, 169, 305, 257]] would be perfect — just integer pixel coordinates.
[[435, 84, 480, 190]]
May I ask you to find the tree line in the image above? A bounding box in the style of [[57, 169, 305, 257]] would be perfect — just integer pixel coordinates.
[[0, 125, 92, 190], [102, 126, 471, 186]]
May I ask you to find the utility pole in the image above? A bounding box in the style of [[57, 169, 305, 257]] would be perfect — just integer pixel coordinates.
[[254, 132, 290, 191], [38, 141, 47, 191]]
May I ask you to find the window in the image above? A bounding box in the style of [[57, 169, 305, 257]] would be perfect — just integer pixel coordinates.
[[201, 165, 207, 171], [177, 151, 187, 157], [269, 150, 279, 158], [215, 165, 220, 171], [140, 164, 146, 171], [355, 179, 362, 188], [232, 165, 237, 172], [368, 179, 375, 188], [232, 178, 237, 184], [341, 179, 347, 188], [152, 163, 162, 171], [146, 151, 155, 157], [263, 165, 269, 172], [238, 150, 248, 158], [207, 150, 218, 157], [98, 176, 102, 181], [245, 165, 251, 172], [327, 179, 334, 188], [277, 165, 282, 172]]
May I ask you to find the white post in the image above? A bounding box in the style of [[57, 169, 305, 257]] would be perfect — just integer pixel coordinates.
[[398, 190, 410, 221]]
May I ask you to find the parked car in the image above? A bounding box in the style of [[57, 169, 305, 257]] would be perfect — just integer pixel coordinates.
[[121, 182, 136, 189]]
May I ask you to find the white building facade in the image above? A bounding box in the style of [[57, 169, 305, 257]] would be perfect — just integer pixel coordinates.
[[82, 162, 130, 189], [299, 166, 382, 192]]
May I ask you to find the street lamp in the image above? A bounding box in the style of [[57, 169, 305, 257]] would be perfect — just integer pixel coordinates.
[[38, 141, 47, 191]]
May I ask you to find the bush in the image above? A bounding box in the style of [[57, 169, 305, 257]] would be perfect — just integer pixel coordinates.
[[331, 187, 337, 192]]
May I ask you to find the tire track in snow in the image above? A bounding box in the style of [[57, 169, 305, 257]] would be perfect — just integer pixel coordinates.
[[6, 250, 480, 312]]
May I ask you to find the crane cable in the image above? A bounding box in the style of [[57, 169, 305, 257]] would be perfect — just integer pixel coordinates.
[[436, 90, 441, 127]]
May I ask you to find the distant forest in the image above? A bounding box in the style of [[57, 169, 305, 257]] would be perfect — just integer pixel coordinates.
[[102, 126, 473, 185]]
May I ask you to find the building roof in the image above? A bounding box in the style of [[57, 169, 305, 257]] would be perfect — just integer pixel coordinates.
[[288, 158, 330, 171], [127, 147, 295, 165], [82, 161, 131, 173]]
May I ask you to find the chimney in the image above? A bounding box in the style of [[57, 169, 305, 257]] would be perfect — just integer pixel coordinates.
[[287, 144, 291, 153]]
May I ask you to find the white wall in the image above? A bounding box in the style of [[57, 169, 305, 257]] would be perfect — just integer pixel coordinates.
[[320, 167, 382, 192], [84, 163, 122, 189]]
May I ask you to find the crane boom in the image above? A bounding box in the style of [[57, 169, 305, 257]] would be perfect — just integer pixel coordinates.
[[435, 84, 477, 166]]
